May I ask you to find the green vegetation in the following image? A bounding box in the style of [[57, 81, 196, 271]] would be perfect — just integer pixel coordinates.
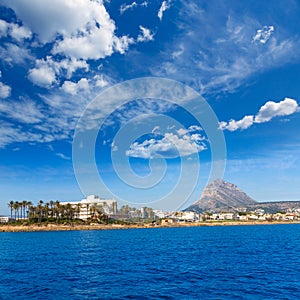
[[5, 201, 157, 226], [7, 200, 111, 225]]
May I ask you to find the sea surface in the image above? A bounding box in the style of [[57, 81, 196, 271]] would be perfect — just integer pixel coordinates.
[[0, 224, 300, 299]]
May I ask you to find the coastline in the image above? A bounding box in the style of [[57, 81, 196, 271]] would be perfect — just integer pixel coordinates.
[[1, 221, 300, 232]]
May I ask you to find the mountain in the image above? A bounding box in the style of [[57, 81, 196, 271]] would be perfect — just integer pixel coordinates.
[[186, 179, 257, 213]]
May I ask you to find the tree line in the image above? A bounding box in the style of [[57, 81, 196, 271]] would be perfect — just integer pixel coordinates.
[[7, 200, 109, 224]]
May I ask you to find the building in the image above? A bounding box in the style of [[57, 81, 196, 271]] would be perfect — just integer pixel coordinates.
[[60, 195, 117, 220], [0, 216, 10, 223]]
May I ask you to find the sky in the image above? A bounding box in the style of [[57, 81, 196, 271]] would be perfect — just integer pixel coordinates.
[[1, 0, 300, 214]]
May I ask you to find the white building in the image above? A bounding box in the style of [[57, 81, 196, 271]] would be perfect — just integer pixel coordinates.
[[0, 216, 10, 223], [180, 211, 198, 222], [153, 210, 167, 219], [60, 195, 117, 220]]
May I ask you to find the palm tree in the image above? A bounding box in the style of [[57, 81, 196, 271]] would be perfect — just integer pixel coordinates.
[[76, 203, 82, 219], [13, 201, 19, 220], [37, 200, 44, 224], [86, 203, 90, 220], [26, 201, 33, 219], [22, 200, 27, 219], [54, 201, 60, 223], [65, 203, 75, 221], [44, 203, 49, 220], [90, 204, 97, 219], [8, 201, 14, 220], [49, 200, 54, 218]]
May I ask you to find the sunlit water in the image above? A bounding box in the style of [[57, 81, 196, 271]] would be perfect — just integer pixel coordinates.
[[0, 224, 300, 299]]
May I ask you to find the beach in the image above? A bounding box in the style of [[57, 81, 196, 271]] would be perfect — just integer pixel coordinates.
[[1, 221, 299, 232]]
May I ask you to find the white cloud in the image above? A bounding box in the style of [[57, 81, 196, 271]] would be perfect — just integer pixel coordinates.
[[0, 43, 33, 65], [93, 74, 109, 88], [172, 44, 185, 59], [28, 66, 57, 87], [2, 0, 133, 60], [137, 26, 154, 42], [0, 19, 9, 37], [0, 82, 11, 98], [152, 126, 160, 134], [1, 0, 106, 43], [153, 2, 300, 95], [120, 1, 138, 14], [54, 58, 89, 79], [188, 125, 203, 132], [56, 152, 71, 160], [219, 115, 254, 131], [254, 98, 298, 123], [0, 19, 31, 41], [9, 23, 32, 41], [126, 125, 207, 159], [120, 1, 148, 14], [0, 121, 42, 148], [0, 98, 43, 124], [0, 71, 111, 148], [28, 56, 89, 88], [158, 0, 172, 21], [61, 78, 89, 95], [253, 26, 274, 44], [220, 98, 299, 131], [114, 35, 135, 54], [177, 128, 188, 136]]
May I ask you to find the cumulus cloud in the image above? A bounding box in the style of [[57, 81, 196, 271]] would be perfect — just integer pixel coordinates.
[[253, 25, 274, 44], [54, 58, 89, 78], [2, 0, 134, 60], [61, 78, 89, 95], [254, 98, 298, 123], [219, 116, 254, 131], [137, 26, 154, 42], [28, 66, 57, 87], [126, 125, 206, 159], [158, 0, 172, 21], [28, 56, 89, 88], [120, 1, 148, 14], [219, 98, 299, 131]]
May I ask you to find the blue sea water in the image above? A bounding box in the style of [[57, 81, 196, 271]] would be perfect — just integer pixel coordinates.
[[0, 224, 300, 300]]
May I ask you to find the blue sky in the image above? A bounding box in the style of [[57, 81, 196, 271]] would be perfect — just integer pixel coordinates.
[[1, 0, 300, 213]]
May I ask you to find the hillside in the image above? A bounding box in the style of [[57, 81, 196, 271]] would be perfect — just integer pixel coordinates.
[[186, 179, 257, 213]]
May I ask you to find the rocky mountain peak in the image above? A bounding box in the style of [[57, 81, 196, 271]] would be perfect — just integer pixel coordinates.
[[186, 179, 257, 213]]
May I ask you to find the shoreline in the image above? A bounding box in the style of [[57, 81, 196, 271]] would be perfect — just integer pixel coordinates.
[[1, 221, 300, 232]]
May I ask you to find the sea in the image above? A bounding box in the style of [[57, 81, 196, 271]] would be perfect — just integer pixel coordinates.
[[0, 224, 300, 300]]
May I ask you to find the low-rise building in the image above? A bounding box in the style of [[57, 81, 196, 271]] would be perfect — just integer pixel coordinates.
[[153, 210, 166, 219], [0, 216, 10, 223], [180, 211, 197, 222]]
